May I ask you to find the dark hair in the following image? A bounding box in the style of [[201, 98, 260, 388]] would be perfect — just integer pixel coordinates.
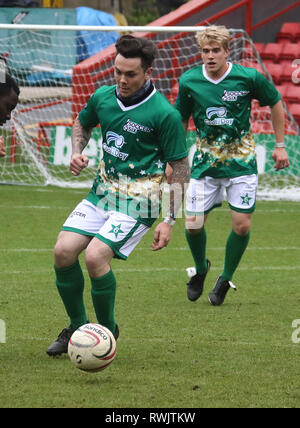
[[0, 73, 20, 97], [115, 35, 157, 70]]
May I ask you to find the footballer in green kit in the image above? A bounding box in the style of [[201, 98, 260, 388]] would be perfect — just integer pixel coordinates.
[[174, 25, 289, 306], [46, 35, 189, 356], [80, 84, 187, 226]]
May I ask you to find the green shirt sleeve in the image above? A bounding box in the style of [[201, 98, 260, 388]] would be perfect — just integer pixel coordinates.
[[252, 70, 281, 107], [78, 92, 100, 128]]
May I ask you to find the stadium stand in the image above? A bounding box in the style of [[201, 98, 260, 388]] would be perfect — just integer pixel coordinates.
[[279, 43, 300, 61], [254, 22, 300, 127], [264, 63, 283, 85], [277, 22, 300, 43], [285, 85, 300, 104], [253, 43, 265, 56], [261, 43, 284, 63]]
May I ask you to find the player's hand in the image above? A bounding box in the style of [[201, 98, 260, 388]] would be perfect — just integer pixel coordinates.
[[0, 136, 6, 157], [152, 222, 172, 251], [70, 154, 89, 176], [272, 147, 289, 171]]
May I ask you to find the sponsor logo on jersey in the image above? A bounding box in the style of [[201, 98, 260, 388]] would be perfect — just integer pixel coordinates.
[[222, 90, 249, 101], [204, 107, 234, 126], [123, 119, 152, 134], [103, 131, 129, 161], [106, 131, 126, 149]]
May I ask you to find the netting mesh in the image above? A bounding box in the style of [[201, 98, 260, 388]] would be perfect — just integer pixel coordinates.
[[0, 27, 299, 199]]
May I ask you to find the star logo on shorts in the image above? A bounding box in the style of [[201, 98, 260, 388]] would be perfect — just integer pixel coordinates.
[[109, 224, 124, 238], [241, 193, 252, 205]]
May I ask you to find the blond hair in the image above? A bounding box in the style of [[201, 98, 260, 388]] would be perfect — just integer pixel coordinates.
[[196, 26, 231, 51]]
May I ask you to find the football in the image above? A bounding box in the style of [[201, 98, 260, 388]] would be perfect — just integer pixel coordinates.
[[68, 323, 117, 372]]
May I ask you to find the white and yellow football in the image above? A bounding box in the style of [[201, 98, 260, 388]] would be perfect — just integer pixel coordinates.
[[68, 323, 117, 372]]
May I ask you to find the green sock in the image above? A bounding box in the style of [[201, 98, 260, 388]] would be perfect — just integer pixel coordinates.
[[222, 230, 250, 281], [55, 261, 88, 330], [90, 269, 117, 335], [185, 228, 208, 275]]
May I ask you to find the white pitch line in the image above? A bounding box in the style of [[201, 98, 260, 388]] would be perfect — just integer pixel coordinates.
[[0, 249, 53, 252], [0, 205, 69, 210], [2, 265, 300, 275], [1, 246, 300, 252], [114, 266, 300, 272]]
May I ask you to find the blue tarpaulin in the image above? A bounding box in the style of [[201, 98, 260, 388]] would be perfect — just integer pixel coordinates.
[[76, 7, 119, 62]]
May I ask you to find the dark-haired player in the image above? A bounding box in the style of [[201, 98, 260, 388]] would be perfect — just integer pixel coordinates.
[[47, 35, 189, 356]]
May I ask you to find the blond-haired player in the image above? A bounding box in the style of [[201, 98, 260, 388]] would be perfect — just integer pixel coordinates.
[[175, 25, 289, 305]]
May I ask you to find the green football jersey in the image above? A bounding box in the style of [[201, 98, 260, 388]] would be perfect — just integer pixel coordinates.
[[175, 63, 281, 179], [79, 84, 187, 226]]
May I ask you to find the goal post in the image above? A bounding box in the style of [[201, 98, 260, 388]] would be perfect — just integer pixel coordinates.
[[0, 24, 299, 200]]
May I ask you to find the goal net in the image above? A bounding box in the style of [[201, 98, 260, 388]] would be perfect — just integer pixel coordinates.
[[0, 24, 299, 199]]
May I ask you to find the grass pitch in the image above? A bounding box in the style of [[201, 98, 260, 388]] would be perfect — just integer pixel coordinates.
[[0, 184, 299, 408]]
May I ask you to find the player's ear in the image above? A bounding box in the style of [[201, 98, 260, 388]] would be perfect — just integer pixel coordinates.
[[145, 67, 153, 80]]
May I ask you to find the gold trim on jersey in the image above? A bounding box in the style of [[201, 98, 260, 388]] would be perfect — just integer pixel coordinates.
[[196, 132, 256, 164], [97, 160, 164, 202]]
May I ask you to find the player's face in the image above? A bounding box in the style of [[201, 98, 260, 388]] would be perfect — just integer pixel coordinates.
[[114, 54, 152, 98], [0, 89, 18, 126], [201, 42, 229, 78]]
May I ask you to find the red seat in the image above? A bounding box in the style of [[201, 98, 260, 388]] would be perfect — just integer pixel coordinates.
[[253, 43, 265, 57], [265, 63, 283, 85], [251, 105, 271, 121], [277, 22, 300, 43], [285, 85, 300, 103], [251, 120, 274, 134], [276, 84, 288, 98], [279, 43, 300, 61], [241, 59, 264, 74], [289, 103, 300, 125], [280, 63, 299, 84], [262, 59, 277, 71], [261, 43, 284, 63], [242, 43, 264, 60]]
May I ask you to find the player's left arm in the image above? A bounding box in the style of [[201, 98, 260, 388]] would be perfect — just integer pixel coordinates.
[[270, 100, 289, 171], [152, 156, 190, 251], [165, 120, 189, 184]]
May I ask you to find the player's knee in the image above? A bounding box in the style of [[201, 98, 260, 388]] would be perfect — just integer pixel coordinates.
[[234, 222, 251, 236], [85, 249, 97, 272], [85, 246, 111, 278], [185, 215, 205, 233], [54, 240, 76, 268], [85, 248, 103, 276]]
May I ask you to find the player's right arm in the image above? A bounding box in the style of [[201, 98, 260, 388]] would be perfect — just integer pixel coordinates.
[[70, 115, 93, 176]]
